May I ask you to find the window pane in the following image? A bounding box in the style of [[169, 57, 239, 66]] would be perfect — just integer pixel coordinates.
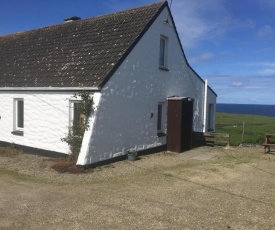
[[17, 100, 24, 128], [73, 102, 84, 135], [208, 104, 214, 129], [159, 37, 165, 66], [73, 103, 82, 127], [157, 104, 162, 131]]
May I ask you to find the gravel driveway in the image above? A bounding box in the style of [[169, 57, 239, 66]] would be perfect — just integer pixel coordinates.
[[1, 146, 275, 229]]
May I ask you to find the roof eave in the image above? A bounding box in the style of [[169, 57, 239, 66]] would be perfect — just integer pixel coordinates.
[[0, 87, 101, 92]]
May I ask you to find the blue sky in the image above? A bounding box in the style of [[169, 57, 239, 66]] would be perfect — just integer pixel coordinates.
[[1, 0, 275, 105]]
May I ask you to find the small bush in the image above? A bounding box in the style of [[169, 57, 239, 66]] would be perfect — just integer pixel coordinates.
[[61, 91, 94, 159]]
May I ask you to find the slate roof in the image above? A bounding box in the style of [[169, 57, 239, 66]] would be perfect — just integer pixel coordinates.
[[0, 1, 166, 88]]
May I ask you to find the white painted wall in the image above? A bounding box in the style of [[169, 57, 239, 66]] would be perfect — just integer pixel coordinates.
[[0, 6, 216, 163], [0, 92, 75, 153], [77, 7, 216, 165]]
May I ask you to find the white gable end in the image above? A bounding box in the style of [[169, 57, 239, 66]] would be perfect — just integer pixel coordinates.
[[77, 7, 216, 165]]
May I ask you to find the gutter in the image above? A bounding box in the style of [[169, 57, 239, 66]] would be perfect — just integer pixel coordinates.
[[0, 87, 101, 92], [203, 79, 208, 133]]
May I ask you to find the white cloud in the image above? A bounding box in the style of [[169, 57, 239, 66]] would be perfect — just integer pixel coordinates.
[[170, 0, 263, 50], [257, 68, 275, 76], [171, 0, 231, 49], [257, 25, 275, 39], [231, 82, 243, 87], [237, 62, 275, 67], [188, 52, 215, 64], [257, 0, 275, 9], [262, 63, 275, 67]]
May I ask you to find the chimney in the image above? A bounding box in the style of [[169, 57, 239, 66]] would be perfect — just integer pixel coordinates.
[[64, 16, 81, 23]]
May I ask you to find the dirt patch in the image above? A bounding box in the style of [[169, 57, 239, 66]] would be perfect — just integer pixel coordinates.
[[50, 158, 86, 174], [1, 146, 275, 229]]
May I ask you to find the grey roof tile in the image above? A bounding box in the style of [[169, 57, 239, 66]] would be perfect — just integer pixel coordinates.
[[0, 1, 166, 88]]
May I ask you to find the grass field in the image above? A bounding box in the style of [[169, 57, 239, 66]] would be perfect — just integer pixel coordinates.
[[216, 112, 275, 146]]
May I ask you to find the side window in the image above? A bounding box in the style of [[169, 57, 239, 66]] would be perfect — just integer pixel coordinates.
[[13, 98, 24, 135], [70, 101, 85, 135], [73, 102, 83, 127], [207, 103, 214, 131], [157, 102, 166, 135], [159, 36, 168, 69], [157, 103, 163, 132]]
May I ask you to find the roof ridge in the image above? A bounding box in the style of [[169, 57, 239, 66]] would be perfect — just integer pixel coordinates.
[[89, 1, 165, 19], [0, 1, 166, 39]]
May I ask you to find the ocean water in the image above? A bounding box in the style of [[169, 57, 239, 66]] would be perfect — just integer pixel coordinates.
[[216, 103, 275, 117]]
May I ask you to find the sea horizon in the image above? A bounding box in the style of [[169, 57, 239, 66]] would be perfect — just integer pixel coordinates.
[[216, 103, 275, 117], [218, 102, 275, 106]]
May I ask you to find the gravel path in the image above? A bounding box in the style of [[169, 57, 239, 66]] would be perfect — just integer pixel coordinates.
[[1, 146, 275, 229]]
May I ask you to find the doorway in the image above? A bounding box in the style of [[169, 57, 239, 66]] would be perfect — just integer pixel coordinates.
[[167, 97, 193, 153]]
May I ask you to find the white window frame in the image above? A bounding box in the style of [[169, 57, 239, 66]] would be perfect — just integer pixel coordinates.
[[159, 35, 168, 69], [69, 100, 83, 127], [14, 98, 24, 131]]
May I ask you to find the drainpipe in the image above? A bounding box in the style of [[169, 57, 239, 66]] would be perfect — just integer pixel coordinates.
[[203, 79, 208, 133]]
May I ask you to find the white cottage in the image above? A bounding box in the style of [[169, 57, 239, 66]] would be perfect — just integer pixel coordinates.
[[0, 1, 217, 166]]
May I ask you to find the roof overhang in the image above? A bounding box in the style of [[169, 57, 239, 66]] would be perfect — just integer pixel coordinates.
[[0, 87, 101, 92]]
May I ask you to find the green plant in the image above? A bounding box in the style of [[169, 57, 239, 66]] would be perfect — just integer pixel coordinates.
[[127, 150, 138, 156], [61, 92, 94, 160], [127, 150, 138, 161]]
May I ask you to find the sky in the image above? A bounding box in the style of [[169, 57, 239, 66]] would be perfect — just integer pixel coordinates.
[[1, 0, 275, 105]]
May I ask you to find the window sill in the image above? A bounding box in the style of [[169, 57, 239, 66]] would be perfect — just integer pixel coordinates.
[[159, 66, 169, 71], [157, 132, 166, 137], [11, 130, 24, 136]]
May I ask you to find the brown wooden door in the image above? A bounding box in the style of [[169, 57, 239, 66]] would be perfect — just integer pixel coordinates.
[[167, 97, 193, 153]]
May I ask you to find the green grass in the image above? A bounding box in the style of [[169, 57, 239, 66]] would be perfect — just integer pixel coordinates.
[[0, 168, 33, 181], [216, 112, 275, 146]]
